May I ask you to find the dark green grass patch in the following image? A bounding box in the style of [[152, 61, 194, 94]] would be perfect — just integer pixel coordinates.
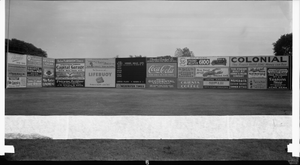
[[4, 139, 297, 162], [5, 88, 292, 115]]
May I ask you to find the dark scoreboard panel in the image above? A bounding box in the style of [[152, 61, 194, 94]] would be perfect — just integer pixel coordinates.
[[116, 58, 146, 84]]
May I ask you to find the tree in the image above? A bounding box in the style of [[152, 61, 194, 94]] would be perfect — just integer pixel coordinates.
[[174, 47, 194, 57], [273, 33, 292, 56], [5, 38, 47, 57]]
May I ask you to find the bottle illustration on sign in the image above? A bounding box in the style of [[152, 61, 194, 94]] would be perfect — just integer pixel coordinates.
[[203, 68, 223, 77], [96, 77, 104, 83], [211, 58, 227, 66]]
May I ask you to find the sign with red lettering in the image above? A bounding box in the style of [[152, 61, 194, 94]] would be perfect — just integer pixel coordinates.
[[147, 63, 177, 77]]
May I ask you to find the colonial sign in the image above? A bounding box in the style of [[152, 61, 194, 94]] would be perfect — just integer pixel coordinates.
[[230, 56, 289, 67]]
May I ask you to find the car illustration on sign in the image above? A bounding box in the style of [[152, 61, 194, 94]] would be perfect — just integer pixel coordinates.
[[203, 68, 223, 77], [211, 58, 227, 66]]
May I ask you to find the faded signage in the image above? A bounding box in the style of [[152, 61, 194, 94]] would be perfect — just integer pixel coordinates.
[[116, 84, 146, 88], [147, 57, 177, 63], [85, 68, 115, 87], [248, 67, 267, 78], [7, 77, 26, 88], [56, 59, 85, 63], [43, 58, 55, 68], [27, 77, 42, 87], [56, 63, 85, 72], [27, 66, 43, 77], [230, 79, 248, 89], [7, 64, 27, 77], [178, 57, 229, 67], [56, 72, 85, 80], [230, 67, 248, 78], [55, 80, 85, 87], [146, 78, 177, 88], [7, 53, 27, 65], [55, 59, 85, 80], [147, 63, 177, 77], [85, 58, 115, 69], [248, 79, 267, 89], [178, 67, 195, 78], [42, 78, 55, 87], [43, 68, 55, 78], [195, 67, 229, 78], [177, 78, 203, 89], [267, 68, 289, 89], [230, 56, 289, 67], [203, 78, 230, 89], [27, 55, 42, 67]]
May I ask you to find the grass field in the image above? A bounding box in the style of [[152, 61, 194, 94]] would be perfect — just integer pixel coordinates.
[[5, 88, 292, 115]]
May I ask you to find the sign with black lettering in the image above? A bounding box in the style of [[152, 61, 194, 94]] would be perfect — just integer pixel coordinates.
[[267, 68, 289, 89]]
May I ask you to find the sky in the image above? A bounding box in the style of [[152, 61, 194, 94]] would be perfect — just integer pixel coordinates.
[[5, 1, 292, 59]]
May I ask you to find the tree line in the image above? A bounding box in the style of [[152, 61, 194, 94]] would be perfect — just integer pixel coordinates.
[[5, 38, 47, 57]]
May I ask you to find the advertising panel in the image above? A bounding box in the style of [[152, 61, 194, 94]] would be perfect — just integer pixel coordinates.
[[147, 57, 177, 63], [267, 68, 289, 89], [56, 72, 85, 80], [230, 67, 248, 78], [7, 53, 27, 65], [55, 59, 85, 81], [177, 78, 203, 89], [56, 63, 85, 72], [203, 78, 230, 89], [116, 84, 146, 88], [178, 67, 195, 78], [116, 58, 146, 88], [195, 67, 229, 78], [42, 78, 55, 87], [178, 57, 229, 67], [43, 68, 55, 78], [146, 77, 177, 88], [7, 64, 27, 77], [27, 66, 43, 77], [43, 58, 55, 68], [230, 79, 248, 89], [55, 80, 85, 87], [85, 58, 115, 69], [147, 63, 177, 77], [85, 68, 115, 87], [248, 67, 267, 78], [27, 77, 42, 87], [7, 77, 26, 88], [27, 55, 42, 67], [248, 79, 267, 89], [230, 56, 289, 67]]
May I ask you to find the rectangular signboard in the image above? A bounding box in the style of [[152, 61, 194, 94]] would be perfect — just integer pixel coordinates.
[[56, 72, 85, 80], [55, 80, 85, 87], [56, 59, 85, 63], [27, 55, 42, 67], [42, 78, 55, 87], [248, 67, 267, 78], [116, 58, 146, 84], [7, 64, 27, 77], [248, 79, 267, 89], [85, 58, 115, 69], [230, 56, 289, 67], [27, 66, 43, 77], [230, 67, 248, 78], [178, 67, 195, 78], [7, 77, 26, 88], [27, 77, 42, 87], [55, 59, 85, 81], [178, 56, 229, 67], [203, 78, 230, 88], [116, 84, 146, 88], [230, 79, 248, 89], [85, 68, 115, 87], [146, 77, 177, 88], [267, 68, 289, 89], [147, 63, 177, 77], [43, 58, 55, 68], [43, 68, 55, 78], [177, 78, 203, 89], [7, 53, 27, 65], [147, 57, 177, 63], [56, 63, 85, 72], [195, 67, 229, 78]]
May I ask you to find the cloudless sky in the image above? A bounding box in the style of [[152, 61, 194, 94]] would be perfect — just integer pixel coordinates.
[[6, 1, 292, 58]]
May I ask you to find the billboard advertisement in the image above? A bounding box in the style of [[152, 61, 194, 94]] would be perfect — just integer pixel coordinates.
[[178, 57, 229, 67], [27, 77, 42, 87], [248, 79, 267, 89], [178, 67, 195, 78], [27, 55, 42, 67], [42, 78, 55, 87], [55, 80, 85, 87], [267, 68, 289, 89], [43, 68, 55, 78], [7, 64, 27, 77], [230, 56, 289, 67], [56, 72, 85, 80], [7, 77, 26, 88], [248, 67, 267, 78], [230, 67, 248, 78], [177, 78, 203, 89], [56, 63, 85, 72], [43, 58, 55, 68], [27, 66, 43, 77], [203, 78, 230, 89], [85, 68, 115, 87], [146, 57, 177, 63], [7, 53, 26, 65], [116, 58, 146, 88], [195, 67, 229, 78], [147, 63, 177, 77], [85, 58, 115, 69], [230, 79, 248, 89], [146, 78, 177, 88]]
